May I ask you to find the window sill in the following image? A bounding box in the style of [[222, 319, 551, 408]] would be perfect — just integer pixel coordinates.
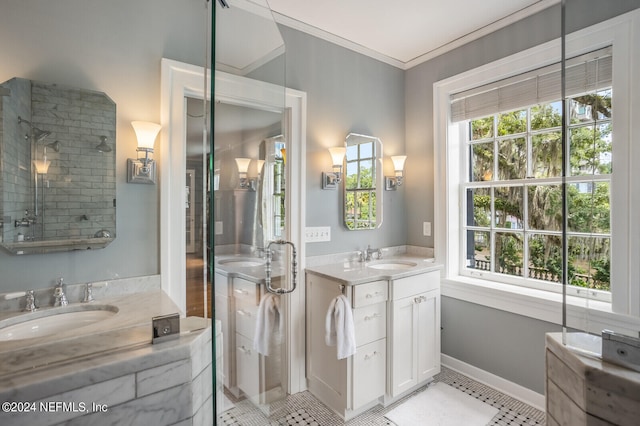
[[441, 276, 640, 336]]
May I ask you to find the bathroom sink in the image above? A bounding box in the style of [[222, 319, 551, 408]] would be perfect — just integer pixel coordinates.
[[367, 260, 417, 270], [0, 305, 118, 342], [218, 258, 265, 268]]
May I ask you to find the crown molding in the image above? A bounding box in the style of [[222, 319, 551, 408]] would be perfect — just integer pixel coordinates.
[[273, 0, 560, 70]]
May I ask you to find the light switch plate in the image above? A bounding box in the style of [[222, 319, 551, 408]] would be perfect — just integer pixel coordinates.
[[423, 222, 432, 237], [305, 226, 331, 242]]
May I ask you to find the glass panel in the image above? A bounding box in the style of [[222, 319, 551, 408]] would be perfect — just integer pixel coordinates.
[[568, 236, 610, 291], [569, 123, 612, 176], [497, 137, 526, 180], [466, 187, 490, 227], [213, 0, 289, 417], [494, 186, 523, 229], [467, 230, 491, 272], [531, 101, 563, 130], [470, 116, 494, 140], [527, 185, 562, 231], [567, 181, 610, 234], [495, 232, 524, 277], [470, 142, 494, 182], [497, 109, 526, 136], [532, 131, 562, 178], [528, 234, 563, 283]]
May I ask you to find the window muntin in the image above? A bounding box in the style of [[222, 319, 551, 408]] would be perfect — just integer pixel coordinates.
[[463, 94, 612, 295]]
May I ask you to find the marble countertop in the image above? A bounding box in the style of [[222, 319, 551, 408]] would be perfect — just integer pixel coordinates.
[[305, 255, 443, 285], [0, 289, 182, 379]]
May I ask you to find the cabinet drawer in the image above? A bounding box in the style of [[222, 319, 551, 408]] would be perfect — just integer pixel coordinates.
[[391, 271, 439, 300], [352, 338, 386, 410], [214, 273, 231, 296], [233, 278, 260, 305], [352, 280, 387, 308], [353, 302, 386, 346], [236, 333, 259, 399], [235, 299, 258, 339]]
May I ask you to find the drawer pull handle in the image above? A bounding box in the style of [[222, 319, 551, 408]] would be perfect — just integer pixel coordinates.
[[365, 291, 382, 299], [364, 351, 378, 360], [237, 310, 251, 317], [234, 289, 248, 295], [237, 345, 251, 355], [414, 295, 428, 304], [364, 313, 381, 321]]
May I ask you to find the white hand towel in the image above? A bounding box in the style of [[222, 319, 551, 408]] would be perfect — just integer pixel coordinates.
[[325, 294, 356, 359], [253, 293, 281, 356]]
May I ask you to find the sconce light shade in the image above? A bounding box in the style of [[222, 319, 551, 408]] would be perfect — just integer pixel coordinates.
[[235, 157, 252, 189], [385, 155, 407, 191], [256, 159, 265, 174], [322, 147, 346, 190], [33, 159, 51, 174], [127, 121, 161, 184], [131, 121, 161, 152]]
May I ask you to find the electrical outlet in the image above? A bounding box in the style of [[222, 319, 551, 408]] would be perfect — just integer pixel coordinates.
[[423, 221, 432, 237], [215, 221, 223, 235], [305, 226, 331, 242]]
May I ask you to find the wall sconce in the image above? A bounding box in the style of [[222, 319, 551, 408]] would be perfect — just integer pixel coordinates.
[[322, 147, 346, 190], [385, 155, 406, 190], [235, 157, 252, 189], [127, 121, 161, 184]]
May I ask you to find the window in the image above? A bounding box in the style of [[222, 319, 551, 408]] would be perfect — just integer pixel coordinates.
[[433, 10, 640, 323], [463, 91, 612, 297]]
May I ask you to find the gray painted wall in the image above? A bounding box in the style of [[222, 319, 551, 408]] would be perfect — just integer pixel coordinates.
[[277, 26, 407, 256], [0, 0, 207, 291], [405, 0, 640, 394]]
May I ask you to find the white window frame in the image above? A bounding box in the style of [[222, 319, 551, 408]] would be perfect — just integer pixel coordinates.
[[433, 10, 640, 335]]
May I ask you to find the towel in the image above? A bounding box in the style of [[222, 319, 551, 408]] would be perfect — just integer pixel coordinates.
[[253, 293, 281, 356], [325, 294, 356, 359]]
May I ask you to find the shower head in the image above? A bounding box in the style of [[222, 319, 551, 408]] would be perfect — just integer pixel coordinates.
[[18, 116, 51, 141], [32, 127, 51, 142], [96, 136, 112, 153], [45, 140, 60, 153]]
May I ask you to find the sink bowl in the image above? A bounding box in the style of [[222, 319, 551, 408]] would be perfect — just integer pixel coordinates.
[[218, 258, 265, 268], [0, 305, 118, 342], [367, 260, 417, 270]]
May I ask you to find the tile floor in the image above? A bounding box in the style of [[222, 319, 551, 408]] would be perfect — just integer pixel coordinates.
[[217, 367, 546, 425]]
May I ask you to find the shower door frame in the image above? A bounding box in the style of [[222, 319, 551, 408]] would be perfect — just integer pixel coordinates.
[[159, 58, 308, 395]]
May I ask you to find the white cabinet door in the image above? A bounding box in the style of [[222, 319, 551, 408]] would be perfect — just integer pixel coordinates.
[[417, 290, 440, 383], [390, 295, 419, 397]]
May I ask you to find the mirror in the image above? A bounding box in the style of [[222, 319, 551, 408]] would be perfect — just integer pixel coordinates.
[[343, 133, 383, 230], [0, 77, 116, 255]]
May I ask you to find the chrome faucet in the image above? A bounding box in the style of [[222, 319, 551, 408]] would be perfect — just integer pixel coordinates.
[[83, 283, 94, 303], [24, 290, 38, 312], [361, 245, 382, 262], [53, 278, 68, 307]]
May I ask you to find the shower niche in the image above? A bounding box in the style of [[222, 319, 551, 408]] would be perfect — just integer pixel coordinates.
[[0, 77, 116, 254]]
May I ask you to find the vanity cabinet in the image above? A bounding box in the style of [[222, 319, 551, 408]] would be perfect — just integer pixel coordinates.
[[306, 268, 440, 420], [306, 273, 388, 420], [388, 271, 441, 397], [214, 272, 237, 395]]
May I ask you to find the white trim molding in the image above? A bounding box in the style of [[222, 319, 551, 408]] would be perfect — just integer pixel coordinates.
[[442, 354, 545, 411]]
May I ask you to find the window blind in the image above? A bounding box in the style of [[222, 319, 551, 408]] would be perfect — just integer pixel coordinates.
[[450, 47, 612, 122]]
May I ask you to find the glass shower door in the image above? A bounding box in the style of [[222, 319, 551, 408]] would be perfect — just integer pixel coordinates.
[[213, 0, 292, 418]]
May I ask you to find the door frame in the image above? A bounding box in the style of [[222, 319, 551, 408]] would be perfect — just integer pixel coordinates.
[[160, 58, 307, 394]]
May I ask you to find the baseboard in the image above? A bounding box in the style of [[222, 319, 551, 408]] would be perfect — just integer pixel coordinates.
[[441, 354, 545, 411]]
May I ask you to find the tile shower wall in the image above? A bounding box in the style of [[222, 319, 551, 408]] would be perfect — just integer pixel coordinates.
[[30, 80, 116, 240]]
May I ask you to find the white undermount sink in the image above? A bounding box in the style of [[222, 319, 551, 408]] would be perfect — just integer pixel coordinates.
[[367, 260, 418, 270], [0, 305, 118, 342], [218, 258, 265, 268]]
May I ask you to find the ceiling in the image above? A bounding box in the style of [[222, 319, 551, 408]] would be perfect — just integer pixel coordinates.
[[267, 0, 559, 69]]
